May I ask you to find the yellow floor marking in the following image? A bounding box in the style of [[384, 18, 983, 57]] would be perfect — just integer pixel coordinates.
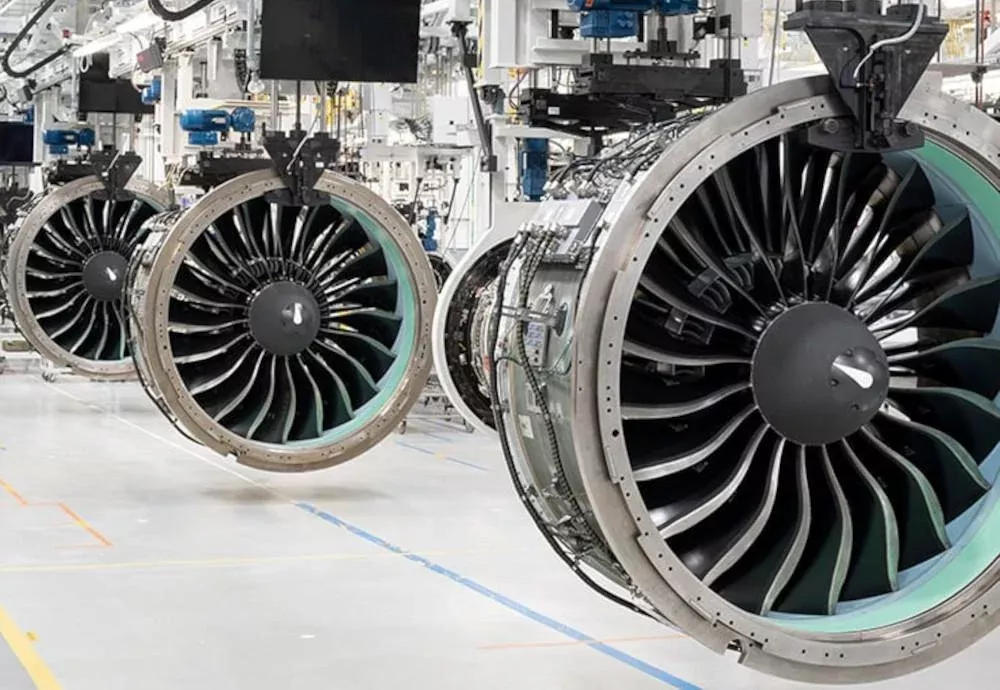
[[0, 604, 61, 689], [0, 479, 29, 507], [479, 634, 688, 650]]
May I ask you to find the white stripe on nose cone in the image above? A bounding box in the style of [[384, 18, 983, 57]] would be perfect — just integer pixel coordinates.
[[105, 267, 118, 282], [292, 302, 304, 326], [833, 362, 875, 390]]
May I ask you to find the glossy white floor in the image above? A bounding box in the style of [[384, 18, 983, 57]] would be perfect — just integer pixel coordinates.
[[0, 373, 996, 689]]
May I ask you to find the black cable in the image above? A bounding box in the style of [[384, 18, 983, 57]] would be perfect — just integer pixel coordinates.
[[485, 233, 656, 623], [147, 0, 217, 22], [441, 177, 460, 226], [1, 0, 68, 80]]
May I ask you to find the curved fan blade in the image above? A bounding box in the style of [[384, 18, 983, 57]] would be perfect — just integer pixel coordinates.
[[624, 339, 750, 367], [668, 216, 768, 318], [879, 275, 1000, 336], [188, 342, 260, 396], [711, 443, 810, 614], [761, 446, 812, 614], [30, 245, 78, 267], [874, 411, 988, 520], [639, 272, 758, 341], [290, 354, 325, 439], [213, 349, 268, 423], [773, 447, 854, 615], [888, 338, 1000, 399], [174, 333, 253, 364], [834, 440, 900, 600], [171, 286, 247, 311], [655, 423, 770, 538], [304, 349, 356, 422], [855, 427, 949, 569], [702, 437, 786, 587], [316, 335, 379, 384], [631, 405, 758, 480], [889, 384, 1000, 460], [623, 381, 750, 420], [42, 223, 87, 259]]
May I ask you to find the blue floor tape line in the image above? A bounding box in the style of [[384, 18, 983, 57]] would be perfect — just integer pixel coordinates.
[[396, 441, 490, 472], [296, 502, 701, 690], [396, 440, 435, 456]]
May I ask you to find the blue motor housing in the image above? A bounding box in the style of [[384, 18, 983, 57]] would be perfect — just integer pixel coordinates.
[[567, 0, 697, 12], [422, 209, 439, 252], [581, 10, 639, 38], [179, 109, 231, 133], [43, 127, 96, 154], [180, 107, 257, 146], [229, 107, 256, 134], [42, 130, 74, 146], [76, 128, 96, 147], [520, 138, 549, 202], [141, 77, 162, 105], [567, 0, 698, 38], [188, 131, 221, 147]]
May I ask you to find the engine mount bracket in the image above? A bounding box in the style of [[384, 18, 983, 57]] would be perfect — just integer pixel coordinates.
[[262, 129, 341, 207], [91, 149, 143, 201], [784, 1, 948, 152]]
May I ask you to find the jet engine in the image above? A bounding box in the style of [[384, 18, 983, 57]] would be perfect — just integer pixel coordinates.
[[488, 77, 1000, 682], [5, 176, 168, 379], [127, 169, 437, 473]]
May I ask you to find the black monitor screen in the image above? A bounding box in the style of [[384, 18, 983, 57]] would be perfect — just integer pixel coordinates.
[[259, 0, 420, 83], [78, 79, 154, 115], [0, 123, 34, 164]]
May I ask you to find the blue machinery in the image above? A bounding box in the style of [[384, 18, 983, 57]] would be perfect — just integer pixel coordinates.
[[42, 128, 96, 155], [141, 76, 162, 105], [422, 209, 439, 252], [519, 138, 549, 202], [566, 0, 699, 38], [178, 107, 257, 146]]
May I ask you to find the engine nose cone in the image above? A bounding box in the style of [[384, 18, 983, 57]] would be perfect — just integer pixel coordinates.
[[82, 251, 128, 302], [751, 302, 889, 445], [249, 281, 321, 356]]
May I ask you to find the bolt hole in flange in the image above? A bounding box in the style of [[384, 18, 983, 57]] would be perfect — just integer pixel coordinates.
[[128, 169, 436, 472], [6, 176, 169, 380], [495, 77, 1000, 683]]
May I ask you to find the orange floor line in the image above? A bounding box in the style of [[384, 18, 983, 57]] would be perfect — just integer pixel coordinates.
[[56, 503, 112, 548]]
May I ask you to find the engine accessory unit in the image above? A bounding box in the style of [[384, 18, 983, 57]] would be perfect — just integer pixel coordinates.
[[491, 76, 1000, 683], [127, 168, 437, 473], [4, 176, 169, 379]]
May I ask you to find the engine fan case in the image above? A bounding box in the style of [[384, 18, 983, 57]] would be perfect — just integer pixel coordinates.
[[499, 77, 1000, 683], [427, 251, 454, 291], [130, 169, 437, 473], [6, 176, 169, 380], [433, 225, 520, 435]]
